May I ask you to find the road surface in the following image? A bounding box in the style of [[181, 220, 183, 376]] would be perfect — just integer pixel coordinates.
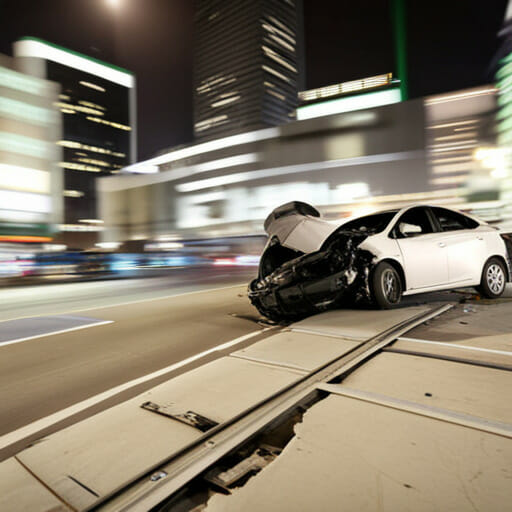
[[0, 267, 265, 460]]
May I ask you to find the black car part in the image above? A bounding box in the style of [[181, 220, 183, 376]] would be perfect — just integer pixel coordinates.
[[248, 231, 375, 322]]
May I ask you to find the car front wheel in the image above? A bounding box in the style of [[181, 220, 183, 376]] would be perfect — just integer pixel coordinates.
[[477, 258, 507, 299], [372, 262, 402, 309]]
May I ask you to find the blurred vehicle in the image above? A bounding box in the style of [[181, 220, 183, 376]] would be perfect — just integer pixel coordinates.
[[249, 202, 511, 320]]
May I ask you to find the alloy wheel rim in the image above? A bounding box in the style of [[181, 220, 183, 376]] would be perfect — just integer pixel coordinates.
[[486, 264, 505, 295], [382, 269, 400, 303]]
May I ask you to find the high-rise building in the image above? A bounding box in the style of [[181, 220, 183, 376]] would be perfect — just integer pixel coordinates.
[[0, 53, 62, 243], [193, 0, 302, 141], [13, 37, 136, 237]]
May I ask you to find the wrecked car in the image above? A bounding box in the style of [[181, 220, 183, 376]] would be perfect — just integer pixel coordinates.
[[248, 202, 511, 321]]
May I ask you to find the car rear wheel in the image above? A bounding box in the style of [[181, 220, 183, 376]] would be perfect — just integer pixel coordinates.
[[372, 262, 402, 309], [477, 258, 506, 299]]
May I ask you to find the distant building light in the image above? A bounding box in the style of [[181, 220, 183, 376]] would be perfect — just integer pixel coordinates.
[[298, 73, 394, 102], [86, 116, 131, 131], [425, 87, 496, 106], [80, 81, 106, 92], [0, 163, 50, 194], [96, 242, 120, 250], [427, 120, 478, 130], [296, 88, 401, 121], [59, 224, 105, 232], [79, 219, 104, 224], [63, 190, 84, 198], [0, 235, 52, 243], [58, 162, 102, 172]]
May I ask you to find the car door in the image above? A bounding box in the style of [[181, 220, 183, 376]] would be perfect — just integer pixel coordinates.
[[392, 206, 449, 290], [429, 207, 487, 285]]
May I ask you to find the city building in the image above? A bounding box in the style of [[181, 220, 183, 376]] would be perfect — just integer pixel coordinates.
[[13, 37, 136, 246], [0, 52, 62, 244], [99, 93, 428, 243], [296, 73, 402, 120], [100, 79, 507, 246], [193, 0, 302, 141]]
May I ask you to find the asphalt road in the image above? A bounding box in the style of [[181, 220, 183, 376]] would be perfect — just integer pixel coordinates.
[[0, 267, 266, 460]]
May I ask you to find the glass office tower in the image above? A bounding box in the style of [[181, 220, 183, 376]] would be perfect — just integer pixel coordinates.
[[14, 37, 136, 231], [193, 0, 302, 141]]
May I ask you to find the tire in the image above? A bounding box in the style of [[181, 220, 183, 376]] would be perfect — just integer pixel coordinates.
[[477, 257, 507, 299], [372, 262, 402, 309]]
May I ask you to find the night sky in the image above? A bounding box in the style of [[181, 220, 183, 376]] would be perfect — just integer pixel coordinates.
[[0, 0, 508, 160]]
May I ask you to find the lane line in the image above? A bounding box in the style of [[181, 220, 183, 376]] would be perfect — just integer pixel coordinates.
[[0, 283, 247, 323], [398, 336, 512, 356], [0, 327, 271, 452], [0, 320, 114, 348]]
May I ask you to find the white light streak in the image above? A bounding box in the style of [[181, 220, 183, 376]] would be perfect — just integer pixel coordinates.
[[14, 39, 134, 87], [296, 88, 401, 120], [122, 128, 279, 173], [175, 150, 423, 193], [0, 164, 50, 194]]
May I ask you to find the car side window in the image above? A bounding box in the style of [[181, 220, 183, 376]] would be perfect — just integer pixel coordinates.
[[431, 207, 478, 232], [391, 207, 434, 238]]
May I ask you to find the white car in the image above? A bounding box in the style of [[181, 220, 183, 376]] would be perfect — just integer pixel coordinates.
[[249, 202, 511, 319]]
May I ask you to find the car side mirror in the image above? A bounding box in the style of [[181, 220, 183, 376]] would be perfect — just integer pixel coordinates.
[[399, 222, 422, 236]]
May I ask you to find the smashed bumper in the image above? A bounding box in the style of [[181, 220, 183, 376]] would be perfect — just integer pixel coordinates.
[[248, 232, 375, 322]]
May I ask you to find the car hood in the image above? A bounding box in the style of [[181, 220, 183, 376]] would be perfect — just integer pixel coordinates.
[[264, 207, 345, 253]]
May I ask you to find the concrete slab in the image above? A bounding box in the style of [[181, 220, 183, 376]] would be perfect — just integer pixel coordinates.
[[393, 334, 512, 369], [290, 306, 431, 340], [231, 331, 360, 372], [336, 352, 512, 424], [142, 356, 304, 425], [16, 398, 199, 510], [12, 357, 302, 509], [0, 458, 69, 512], [206, 395, 512, 512]]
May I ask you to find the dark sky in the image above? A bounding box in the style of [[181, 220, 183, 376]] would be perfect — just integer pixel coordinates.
[[0, 0, 509, 160]]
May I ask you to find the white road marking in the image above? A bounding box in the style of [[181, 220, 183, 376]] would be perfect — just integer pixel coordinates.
[[0, 320, 114, 348], [0, 283, 246, 323], [398, 336, 512, 356], [0, 327, 271, 452]]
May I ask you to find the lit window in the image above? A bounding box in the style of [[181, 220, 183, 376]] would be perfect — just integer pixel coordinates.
[[268, 89, 285, 101], [63, 190, 84, 198], [79, 81, 106, 92], [262, 46, 297, 72], [58, 162, 102, 172], [86, 116, 131, 131], [211, 95, 241, 108], [54, 101, 104, 116], [262, 65, 291, 83], [76, 157, 110, 167]]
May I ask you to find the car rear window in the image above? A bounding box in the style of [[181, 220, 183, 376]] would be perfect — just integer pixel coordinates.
[[431, 207, 479, 231]]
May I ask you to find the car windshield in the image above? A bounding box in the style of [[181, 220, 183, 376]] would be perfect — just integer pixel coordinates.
[[341, 211, 398, 234]]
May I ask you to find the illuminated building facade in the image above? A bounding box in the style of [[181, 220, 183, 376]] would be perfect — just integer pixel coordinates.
[[99, 96, 428, 243], [296, 73, 402, 120], [193, 0, 302, 141], [13, 37, 136, 237], [0, 53, 62, 243]]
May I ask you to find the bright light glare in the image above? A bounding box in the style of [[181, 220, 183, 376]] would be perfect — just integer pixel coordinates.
[[106, 0, 121, 7]]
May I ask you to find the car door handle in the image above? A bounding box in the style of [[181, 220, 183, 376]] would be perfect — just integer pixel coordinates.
[[477, 236, 484, 240], [438, 242, 446, 247]]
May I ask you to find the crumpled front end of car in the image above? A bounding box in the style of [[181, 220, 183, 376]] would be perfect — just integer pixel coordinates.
[[248, 231, 375, 322]]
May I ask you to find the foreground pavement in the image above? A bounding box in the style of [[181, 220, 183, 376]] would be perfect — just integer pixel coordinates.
[[0, 294, 511, 511], [0, 268, 260, 460]]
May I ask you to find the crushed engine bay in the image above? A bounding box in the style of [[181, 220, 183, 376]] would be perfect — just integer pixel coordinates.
[[248, 202, 378, 322]]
